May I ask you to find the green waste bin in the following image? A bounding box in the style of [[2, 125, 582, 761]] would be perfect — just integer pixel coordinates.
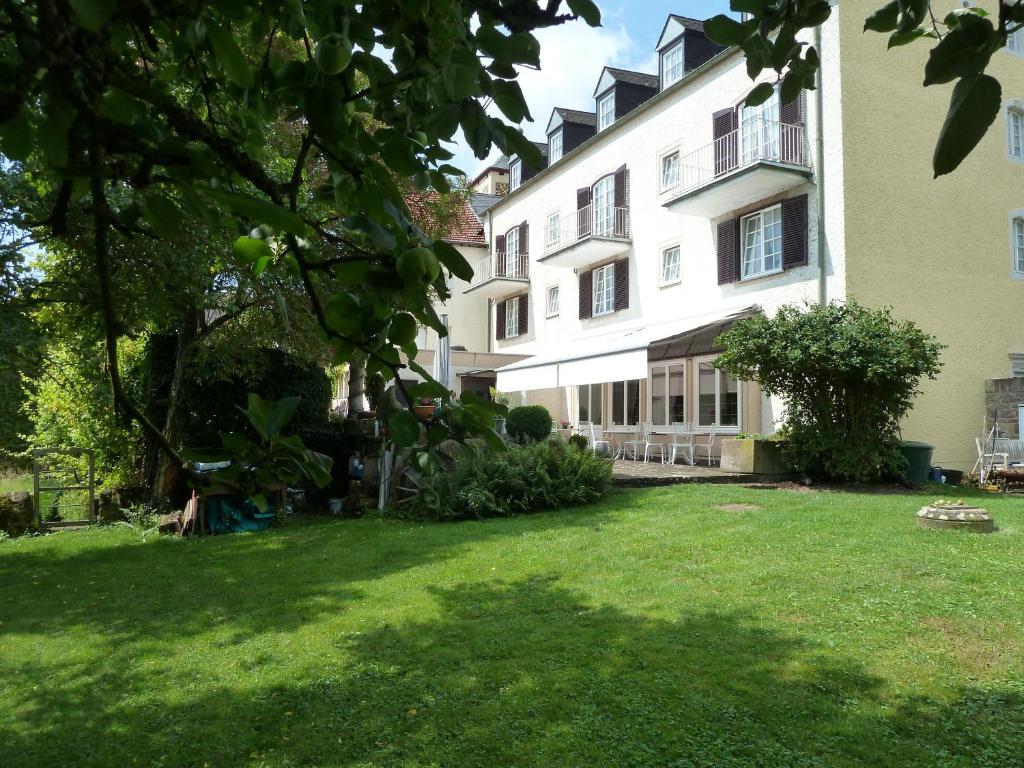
[[900, 441, 934, 484]]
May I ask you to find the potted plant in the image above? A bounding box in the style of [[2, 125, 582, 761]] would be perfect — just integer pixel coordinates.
[[719, 433, 791, 475], [413, 396, 435, 420], [557, 419, 573, 440]]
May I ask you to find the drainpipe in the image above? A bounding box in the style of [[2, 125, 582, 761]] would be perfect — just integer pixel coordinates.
[[486, 207, 493, 353], [814, 24, 827, 306]]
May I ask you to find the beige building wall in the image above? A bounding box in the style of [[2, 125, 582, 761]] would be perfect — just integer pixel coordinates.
[[837, 0, 1024, 469]]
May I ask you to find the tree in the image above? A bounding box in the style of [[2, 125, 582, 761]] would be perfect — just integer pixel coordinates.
[[715, 301, 944, 483], [0, 0, 602, 486], [704, 0, 1023, 177]]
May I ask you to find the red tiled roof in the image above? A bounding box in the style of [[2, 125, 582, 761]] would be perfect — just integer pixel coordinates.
[[406, 191, 486, 247]]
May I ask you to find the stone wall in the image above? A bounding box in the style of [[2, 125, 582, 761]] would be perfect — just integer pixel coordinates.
[[984, 378, 1024, 438]]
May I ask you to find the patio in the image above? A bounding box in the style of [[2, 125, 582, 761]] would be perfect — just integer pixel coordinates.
[[611, 458, 791, 487]]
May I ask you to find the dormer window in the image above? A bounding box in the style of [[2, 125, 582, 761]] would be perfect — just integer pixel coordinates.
[[597, 92, 615, 131], [549, 130, 563, 163], [509, 159, 522, 191], [662, 41, 683, 88]]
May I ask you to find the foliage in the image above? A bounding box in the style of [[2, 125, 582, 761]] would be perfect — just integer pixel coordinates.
[[705, 0, 1023, 176], [568, 433, 590, 451], [715, 301, 943, 483], [0, 0, 602, 485], [506, 405, 553, 443], [489, 387, 512, 408], [195, 395, 333, 511], [364, 371, 386, 413], [408, 439, 611, 521]]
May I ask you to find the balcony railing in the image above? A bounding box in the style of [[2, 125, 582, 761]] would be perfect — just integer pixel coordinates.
[[468, 250, 529, 289], [661, 118, 808, 199], [544, 203, 631, 255]]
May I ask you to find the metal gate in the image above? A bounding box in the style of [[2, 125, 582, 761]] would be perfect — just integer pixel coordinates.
[[32, 448, 95, 528]]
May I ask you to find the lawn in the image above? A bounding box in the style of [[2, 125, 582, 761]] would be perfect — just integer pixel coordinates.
[[0, 475, 33, 494], [1, 484, 1022, 767]]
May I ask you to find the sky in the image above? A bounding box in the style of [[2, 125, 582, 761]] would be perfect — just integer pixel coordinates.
[[449, 1, 734, 180]]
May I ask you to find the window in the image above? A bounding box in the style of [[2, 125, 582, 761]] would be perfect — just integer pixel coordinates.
[[1013, 216, 1024, 275], [660, 245, 681, 285], [592, 174, 614, 236], [505, 296, 519, 337], [740, 89, 780, 163], [696, 359, 739, 429], [578, 383, 603, 424], [1011, 353, 1024, 377], [504, 226, 519, 277], [662, 41, 684, 88], [660, 151, 680, 191], [611, 380, 641, 426], [593, 263, 615, 316], [598, 92, 615, 131], [650, 362, 686, 427], [546, 212, 560, 247], [1009, 104, 1024, 161], [1008, 27, 1023, 56], [549, 130, 563, 163], [509, 159, 522, 190], [546, 285, 560, 317], [741, 205, 783, 279]]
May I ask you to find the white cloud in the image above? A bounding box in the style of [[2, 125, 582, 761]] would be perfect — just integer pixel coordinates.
[[448, 13, 658, 181]]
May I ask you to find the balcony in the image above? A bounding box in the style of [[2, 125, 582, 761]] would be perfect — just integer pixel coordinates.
[[540, 203, 631, 270], [661, 118, 812, 218], [464, 251, 529, 299]]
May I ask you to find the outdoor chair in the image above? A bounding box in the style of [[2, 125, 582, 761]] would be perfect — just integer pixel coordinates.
[[974, 436, 1009, 480], [695, 426, 717, 466], [637, 422, 664, 463], [621, 425, 644, 461], [664, 422, 695, 465], [582, 421, 611, 455]]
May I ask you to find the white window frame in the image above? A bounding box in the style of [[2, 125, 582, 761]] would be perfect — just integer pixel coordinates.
[[505, 296, 519, 338], [592, 174, 615, 236], [662, 41, 684, 88], [740, 89, 780, 163], [509, 159, 522, 190], [592, 263, 615, 316], [504, 226, 519, 277], [740, 205, 783, 280], [549, 129, 563, 164], [1007, 27, 1024, 57], [577, 383, 603, 426], [660, 244, 681, 286], [546, 284, 560, 317], [1007, 100, 1024, 163], [609, 379, 642, 428], [660, 150, 680, 192], [1012, 212, 1024, 278], [694, 356, 741, 432], [545, 211, 560, 248], [598, 92, 615, 131], [649, 361, 686, 429]]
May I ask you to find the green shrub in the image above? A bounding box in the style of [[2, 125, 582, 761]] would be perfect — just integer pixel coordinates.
[[568, 433, 590, 451], [715, 301, 943, 483], [506, 405, 552, 443], [409, 440, 612, 521]]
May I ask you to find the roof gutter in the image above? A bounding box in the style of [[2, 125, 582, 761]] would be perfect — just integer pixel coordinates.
[[815, 23, 827, 306]]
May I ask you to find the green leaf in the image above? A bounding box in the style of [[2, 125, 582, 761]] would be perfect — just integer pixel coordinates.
[[490, 79, 531, 124], [0, 111, 33, 162], [565, 0, 601, 26], [98, 88, 146, 125], [433, 240, 474, 282], [207, 190, 306, 235], [233, 235, 274, 265], [744, 82, 776, 108], [206, 22, 254, 89], [923, 16, 996, 86], [142, 194, 183, 239], [388, 410, 421, 446], [864, 1, 901, 33], [68, 0, 116, 31], [704, 15, 749, 47], [933, 73, 1001, 177], [239, 394, 301, 440]]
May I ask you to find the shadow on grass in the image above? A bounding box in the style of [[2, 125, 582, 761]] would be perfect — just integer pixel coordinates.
[[3, 576, 1021, 767]]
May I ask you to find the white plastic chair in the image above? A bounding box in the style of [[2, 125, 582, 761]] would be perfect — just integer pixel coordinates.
[[637, 422, 663, 463], [582, 421, 611, 455], [975, 436, 1008, 482], [664, 422, 695, 465], [621, 425, 643, 461], [695, 426, 718, 466]]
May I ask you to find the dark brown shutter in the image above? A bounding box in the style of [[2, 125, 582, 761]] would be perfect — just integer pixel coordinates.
[[578, 269, 593, 320], [613, 165, 626, 207], [495, 233, 506, 277], [576, 186, 592, 238], [781, 194, 809, 269], [518, 292, 528, 335], [712, 107, 738, 176], [518, 221, 528, 277], [614, 259, 629, 311], [496, 300, 506, 340], [613, 165, 629, 237], [717, 218, 741, 285], [779, 92, 806, 165]]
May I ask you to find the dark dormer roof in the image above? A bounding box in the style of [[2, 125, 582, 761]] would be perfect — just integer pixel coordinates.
[[669, 14, 706, 33], [656, 14, 707, 51], [554, 108, 597, 127], [602, 67, 660, 91], [469, 193, 503, 217]]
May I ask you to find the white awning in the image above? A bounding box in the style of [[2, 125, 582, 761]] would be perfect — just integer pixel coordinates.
[[495, 306, 759, 392]]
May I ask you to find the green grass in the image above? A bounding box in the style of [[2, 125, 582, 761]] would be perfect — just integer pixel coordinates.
[[0, 475, 32, 494], [1, 484, 1022, 767]]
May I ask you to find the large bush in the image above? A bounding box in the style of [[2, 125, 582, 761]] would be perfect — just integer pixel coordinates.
[[410, 440, 612, 521], [715, 301, 943, 483], [505, 405, 553, 443]]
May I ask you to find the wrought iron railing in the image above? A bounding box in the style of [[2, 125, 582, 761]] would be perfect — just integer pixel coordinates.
[[468, 250, 529, 288], [544, 203, 631, 255]]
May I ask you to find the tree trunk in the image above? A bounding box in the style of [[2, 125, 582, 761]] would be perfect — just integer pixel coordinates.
[[153, 311, 200, 505], [347, 352, 367, 415]]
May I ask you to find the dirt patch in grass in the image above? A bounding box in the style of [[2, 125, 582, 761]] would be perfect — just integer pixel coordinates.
[[743, 481, 816, 493], [712, 503, 763, 513], [917, 615, 1013, 676], [743, 480, 919, 494]]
